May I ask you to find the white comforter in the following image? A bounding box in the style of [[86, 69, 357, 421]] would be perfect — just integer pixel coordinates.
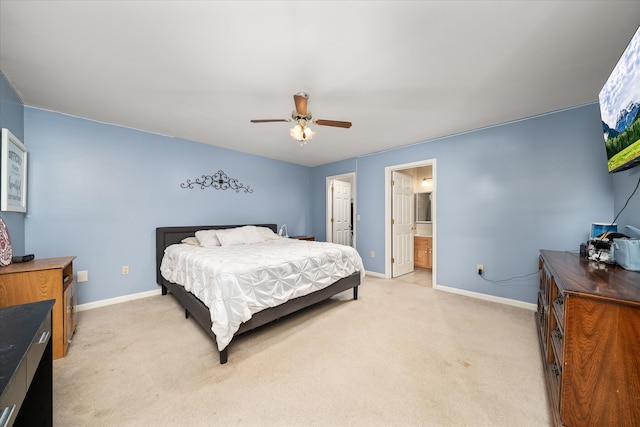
[[160, 238, 365, 351]]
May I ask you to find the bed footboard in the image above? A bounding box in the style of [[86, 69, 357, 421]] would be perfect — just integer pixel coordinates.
[[162, 271, 360, 364]]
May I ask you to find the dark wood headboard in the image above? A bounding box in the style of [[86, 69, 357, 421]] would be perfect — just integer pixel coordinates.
[[155, 224, 277, 286]]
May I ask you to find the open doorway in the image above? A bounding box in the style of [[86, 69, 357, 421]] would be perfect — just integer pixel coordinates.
[[326, 173, 356, 247], [384, 160, 436, 287]]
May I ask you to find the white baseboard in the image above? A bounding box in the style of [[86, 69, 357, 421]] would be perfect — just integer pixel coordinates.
[[364, 270, 386, 278], [433, 284, 537, 311], [76, 289, 162, 312], [77, 278, 536, 313]]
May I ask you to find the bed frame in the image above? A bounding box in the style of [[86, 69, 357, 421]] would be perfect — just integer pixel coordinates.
[[156, 224, 360, 364]]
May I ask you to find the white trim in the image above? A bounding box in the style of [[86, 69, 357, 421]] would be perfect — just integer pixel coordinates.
[[364, 270, 385, 278], [76, 289, 162, 312], [433, 283, 537, 311], [384, 159, 436, 284], [27, 106, 176, 139], [76, 280, 535, 313]]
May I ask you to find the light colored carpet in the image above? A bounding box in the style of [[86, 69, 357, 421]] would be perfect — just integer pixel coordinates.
[[53, 275, 551, 426]]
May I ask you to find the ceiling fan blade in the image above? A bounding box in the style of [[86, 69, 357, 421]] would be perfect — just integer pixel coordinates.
[[314, 119, 352, 128], [250, 119, 289, 123], [293, 93, 308, 116]]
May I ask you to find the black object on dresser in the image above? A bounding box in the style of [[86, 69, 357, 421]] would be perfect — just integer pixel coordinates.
[[0, 299, 55, 427]]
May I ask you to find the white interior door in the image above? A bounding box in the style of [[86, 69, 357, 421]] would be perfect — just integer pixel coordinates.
[[331, 179, 352, 246], [392, 171, 414, 277]]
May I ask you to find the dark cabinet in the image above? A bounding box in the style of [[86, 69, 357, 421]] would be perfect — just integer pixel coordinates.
[[0, 299, 55, 427], [536, 250, 640, 426]]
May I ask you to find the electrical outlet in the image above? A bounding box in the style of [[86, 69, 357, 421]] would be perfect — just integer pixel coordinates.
[[122, 265, 129, 275], [370, 251, 375, 257], [77, 270, 88, 282], [477, 264, 484, 275]]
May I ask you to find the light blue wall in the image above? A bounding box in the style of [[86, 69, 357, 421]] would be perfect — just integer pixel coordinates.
[[12, 87, 638, 307], [0, 72, 26, 255], [24, 107, 312, 304], [613, 169, 640, 235], [313, 103, 620, 304]]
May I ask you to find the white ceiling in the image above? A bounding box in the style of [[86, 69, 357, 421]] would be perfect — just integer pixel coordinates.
[[1, 1, 639, 167]]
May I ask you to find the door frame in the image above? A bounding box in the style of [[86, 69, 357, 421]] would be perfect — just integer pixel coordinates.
[[384, 159, 437, 287], [326, 172, 356, 247]]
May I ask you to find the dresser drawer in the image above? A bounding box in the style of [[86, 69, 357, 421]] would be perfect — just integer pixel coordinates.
[[0, 300, 55, 427], [0, 361, 26, 426], [552, 292, 564, 332], [26, 310, 52, 385], [0, 312, 50, 427], [550, 326, 563, 368]]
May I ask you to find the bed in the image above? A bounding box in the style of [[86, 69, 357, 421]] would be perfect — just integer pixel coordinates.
[[156, 224, 363, 364]]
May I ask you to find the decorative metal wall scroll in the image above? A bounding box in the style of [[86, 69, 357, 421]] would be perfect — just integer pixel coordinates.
[[180, 170, 253, 193]]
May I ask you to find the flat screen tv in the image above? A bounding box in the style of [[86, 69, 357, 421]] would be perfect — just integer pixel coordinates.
[[598, 26, 640, 173]]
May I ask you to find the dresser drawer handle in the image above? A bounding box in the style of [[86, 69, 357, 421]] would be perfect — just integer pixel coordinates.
[[37, 331, 51, 345], [0, 405, 16, 427]]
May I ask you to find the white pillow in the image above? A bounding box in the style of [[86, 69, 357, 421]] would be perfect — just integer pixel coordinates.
[[216, 226, 264, 246], [256, 226, 279, 240], [195, 230, 221, 247], [241, 226, 265, 243], [181, 236, 200, 246]]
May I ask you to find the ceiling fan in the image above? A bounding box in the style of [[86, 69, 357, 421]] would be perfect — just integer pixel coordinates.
[[250, 92, 352, 143]]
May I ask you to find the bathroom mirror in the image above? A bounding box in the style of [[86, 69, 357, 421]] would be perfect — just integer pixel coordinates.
[[416, 192, 432, 222]]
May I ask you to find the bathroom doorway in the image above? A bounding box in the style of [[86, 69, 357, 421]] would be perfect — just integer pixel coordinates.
[[384, 159, 436, 286]]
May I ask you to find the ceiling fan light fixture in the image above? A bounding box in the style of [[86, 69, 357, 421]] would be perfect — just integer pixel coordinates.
[[251, 92, 350, 144], [303, 125, 315, 139], [290, 120, 315, 144]]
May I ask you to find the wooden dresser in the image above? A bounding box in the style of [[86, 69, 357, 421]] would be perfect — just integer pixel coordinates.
[[536, 250, 640, 426], [0, 257, 76, 359], [414, 236, 432, 269]]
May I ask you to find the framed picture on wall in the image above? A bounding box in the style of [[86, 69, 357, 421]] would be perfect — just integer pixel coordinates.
[[1, 128, 28, 212]]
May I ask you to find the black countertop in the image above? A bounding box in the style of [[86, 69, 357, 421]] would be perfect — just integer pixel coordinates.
[[0, 299, 55, 396]]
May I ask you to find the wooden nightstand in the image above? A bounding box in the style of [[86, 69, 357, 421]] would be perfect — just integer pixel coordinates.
[[291, 236, 315, 241], [0, 256, 77, 359]]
